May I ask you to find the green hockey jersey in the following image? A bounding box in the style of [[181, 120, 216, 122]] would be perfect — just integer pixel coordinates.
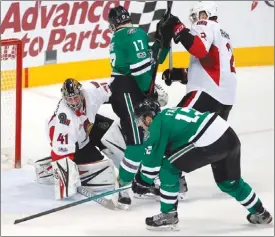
[[140, 107, 212, 183], [109, 27, 169, 92]]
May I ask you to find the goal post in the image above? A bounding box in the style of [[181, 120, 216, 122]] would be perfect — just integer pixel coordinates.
[[1, 38, 23, 169]]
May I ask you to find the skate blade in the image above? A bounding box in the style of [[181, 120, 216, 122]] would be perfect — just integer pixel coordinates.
[[178, 192, 188, 201], [146, 224, 180, 231], [249, 216, 273, 225], [117, 203, 131, 210], [134, 193, 157, 200]]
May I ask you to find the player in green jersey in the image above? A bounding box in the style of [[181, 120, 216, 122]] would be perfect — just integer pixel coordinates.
[[131, 99, 272, 231], [107, 5, 170, 209]]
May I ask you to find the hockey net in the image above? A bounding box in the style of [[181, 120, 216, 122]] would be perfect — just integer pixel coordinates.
[[1, 39, 22, 169]]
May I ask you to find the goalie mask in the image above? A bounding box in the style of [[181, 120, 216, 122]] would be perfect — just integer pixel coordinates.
[[61, 78, 84, 112]]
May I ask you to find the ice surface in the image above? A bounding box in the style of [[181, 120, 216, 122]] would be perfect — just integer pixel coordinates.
[[1, 66, 274, 236]]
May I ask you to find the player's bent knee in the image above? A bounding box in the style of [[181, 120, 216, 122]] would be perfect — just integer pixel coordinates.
[[78, 159, 116, 192]]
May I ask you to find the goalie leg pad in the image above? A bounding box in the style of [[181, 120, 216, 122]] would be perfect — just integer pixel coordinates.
[[78, 159, 117, 192], [32, 157, 54, 185], [52, 157, 81, 200], [101, 121, 126, 169]]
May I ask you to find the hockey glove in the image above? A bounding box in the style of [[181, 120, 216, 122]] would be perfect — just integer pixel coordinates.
[[162, 68, 188, 86], [161, 14, 189, 44], [155, 13, 176, 48], [132, 171, 152, 195]]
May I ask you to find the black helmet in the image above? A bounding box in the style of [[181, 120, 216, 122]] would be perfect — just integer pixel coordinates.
[[61, 78, 83, 112], [108, 5, 131, 32], [135, 99, 161, 121]]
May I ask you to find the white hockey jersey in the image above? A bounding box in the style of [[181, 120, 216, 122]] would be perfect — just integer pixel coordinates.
[[186, 20, 237, 105], [47, 81, 111, 161]]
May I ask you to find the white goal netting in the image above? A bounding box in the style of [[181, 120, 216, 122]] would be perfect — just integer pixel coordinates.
[[1, 41, 21, 169]]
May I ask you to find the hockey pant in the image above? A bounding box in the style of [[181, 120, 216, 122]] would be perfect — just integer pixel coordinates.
[[177, 90, 233, 121], [177, 90, 233, 182], [110, 76, 146, 185], [141, 115, 263, 214], [74, 114, 114, 164]]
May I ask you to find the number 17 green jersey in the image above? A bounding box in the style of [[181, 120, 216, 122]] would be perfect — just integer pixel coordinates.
[[109, 26, 168, 92]]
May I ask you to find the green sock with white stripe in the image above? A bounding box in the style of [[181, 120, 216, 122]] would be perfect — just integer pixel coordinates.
[[159, 159, 181, 213], [217, 178, 262, 214], [119, 145, 143, 186]]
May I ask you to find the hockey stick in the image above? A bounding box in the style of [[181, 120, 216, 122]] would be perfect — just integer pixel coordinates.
[[150, 1, 173, 92], [28, 159, 117, 210], [169, 45, 173, 70], [77, 186, 116, 210], [14, 185, 131, 224]]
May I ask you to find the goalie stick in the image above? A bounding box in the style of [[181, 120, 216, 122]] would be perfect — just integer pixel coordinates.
[[14, 185, 131, 224], [28, 159, 116, 210]]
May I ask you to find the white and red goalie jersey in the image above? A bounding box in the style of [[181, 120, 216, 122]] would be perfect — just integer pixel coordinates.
[[47, 81, 111, 161], [186, 20, 237, 105]]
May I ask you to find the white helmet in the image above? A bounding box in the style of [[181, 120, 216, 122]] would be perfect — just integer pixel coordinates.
[[189, 1, 218, 23]]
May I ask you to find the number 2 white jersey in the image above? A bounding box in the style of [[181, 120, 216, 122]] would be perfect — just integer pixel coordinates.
[[186, 20, 237, 105], [47, 81, 111, 160]]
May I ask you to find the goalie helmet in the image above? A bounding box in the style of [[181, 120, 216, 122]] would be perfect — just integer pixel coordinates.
[[61, 78, 84, 112], [108, 5, 132, 32], [135, 99, 161, 121], [190, 1, 218, 23]]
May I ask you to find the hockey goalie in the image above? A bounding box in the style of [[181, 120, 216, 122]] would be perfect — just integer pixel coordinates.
[[34, 78, 126, 200]]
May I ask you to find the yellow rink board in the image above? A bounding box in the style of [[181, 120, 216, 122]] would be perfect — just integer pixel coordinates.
[[1, 46, 274, 90]]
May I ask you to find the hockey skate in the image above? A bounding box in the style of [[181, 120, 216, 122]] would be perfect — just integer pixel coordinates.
[[117, 186, 131, 210], [133, 184, 160, 199], [178, 175, 188, 200], [146, 211, 179, 231], [247, 209, 273, 224]]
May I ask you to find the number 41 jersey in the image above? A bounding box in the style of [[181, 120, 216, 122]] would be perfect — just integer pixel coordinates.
[[47, 82, 111, 161], [187, 20, 237, 105]]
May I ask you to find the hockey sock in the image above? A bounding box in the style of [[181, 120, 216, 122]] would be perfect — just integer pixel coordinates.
[[217, 178, 263, 214], [119, 145, 143, 186], [159, 159, 181, 213]]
